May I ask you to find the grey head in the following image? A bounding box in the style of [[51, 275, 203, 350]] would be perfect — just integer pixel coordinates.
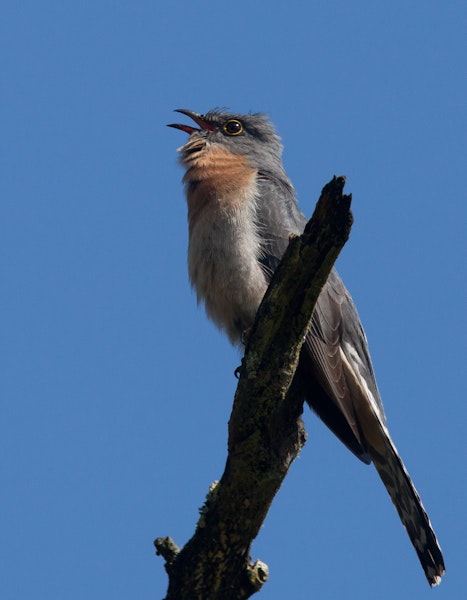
[[168, 108, 290, 179]]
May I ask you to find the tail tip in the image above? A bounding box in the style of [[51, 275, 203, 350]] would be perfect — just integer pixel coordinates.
[[428, 565, 445, 587]]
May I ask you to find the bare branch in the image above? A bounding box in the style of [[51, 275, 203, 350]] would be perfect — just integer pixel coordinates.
[[155, 176, 353, 599]]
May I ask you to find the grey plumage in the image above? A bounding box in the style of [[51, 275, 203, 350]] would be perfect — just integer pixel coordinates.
[[169, 108, 445, 586]]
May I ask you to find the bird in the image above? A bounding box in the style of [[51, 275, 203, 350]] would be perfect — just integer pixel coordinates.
[[168, 108, 445, 586]]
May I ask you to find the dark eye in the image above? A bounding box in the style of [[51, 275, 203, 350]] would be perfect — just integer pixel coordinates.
[[222, 119, 243, 136]]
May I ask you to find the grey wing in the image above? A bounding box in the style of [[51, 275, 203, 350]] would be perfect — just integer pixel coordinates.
[[300, 269, 386, 463], [255, 173, 383, 462]]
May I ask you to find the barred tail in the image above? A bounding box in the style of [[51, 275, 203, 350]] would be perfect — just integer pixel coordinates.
[[369, 435, 445, 586]]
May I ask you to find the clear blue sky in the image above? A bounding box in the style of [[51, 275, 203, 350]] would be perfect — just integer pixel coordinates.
[[2, 2, 465, 598]]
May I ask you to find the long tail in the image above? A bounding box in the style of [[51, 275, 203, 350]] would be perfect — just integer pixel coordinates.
[[369, 434, 445, 586]]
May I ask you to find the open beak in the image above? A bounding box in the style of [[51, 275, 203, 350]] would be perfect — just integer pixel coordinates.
[[167, 109, 216, 134]]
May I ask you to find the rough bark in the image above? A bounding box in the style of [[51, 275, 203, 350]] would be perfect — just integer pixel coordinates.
[[155, 176, 353, 599]]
